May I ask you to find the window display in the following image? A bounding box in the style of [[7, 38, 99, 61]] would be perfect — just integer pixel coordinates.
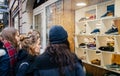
[[75, 0, 120, 74]]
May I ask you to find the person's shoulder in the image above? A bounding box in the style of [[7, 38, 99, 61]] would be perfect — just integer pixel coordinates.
[[0, 49, 6, 56], [72, 53, 83, 67], [34, 52, 50, 65], [37, 52, 49, 59]]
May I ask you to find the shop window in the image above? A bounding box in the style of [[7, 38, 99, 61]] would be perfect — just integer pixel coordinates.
[[34, 14, 43, 49], [14, 15, 19, 30], [46, 0, 63, 44]]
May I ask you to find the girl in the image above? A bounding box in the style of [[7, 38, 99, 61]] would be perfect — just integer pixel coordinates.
[[16, 30, 40, 76], [0, 27, 19, 76], [33, 25, 85, 76]]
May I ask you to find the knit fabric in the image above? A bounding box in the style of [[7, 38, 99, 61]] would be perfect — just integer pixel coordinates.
[[49, 25, 68, 44]]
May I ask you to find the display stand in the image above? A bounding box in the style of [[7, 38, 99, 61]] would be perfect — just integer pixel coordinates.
[[75, 0, 120, 75]]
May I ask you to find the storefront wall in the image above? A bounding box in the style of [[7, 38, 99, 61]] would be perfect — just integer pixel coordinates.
[[9, 0, 19, 28], [9, 0, 34, 34], [33, 0, 58, 54], [33, 0, 75, 53], [9, 0, 75, 53]]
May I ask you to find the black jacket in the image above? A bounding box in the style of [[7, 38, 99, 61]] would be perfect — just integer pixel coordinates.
[[33, 52, 85, 76], [15, 49, 36, 76]]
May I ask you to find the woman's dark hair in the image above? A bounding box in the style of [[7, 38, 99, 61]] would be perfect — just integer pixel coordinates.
[[45, 39, 75, 76]]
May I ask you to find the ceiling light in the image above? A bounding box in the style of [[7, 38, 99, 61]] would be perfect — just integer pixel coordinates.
[[76, 2, 87, 6]]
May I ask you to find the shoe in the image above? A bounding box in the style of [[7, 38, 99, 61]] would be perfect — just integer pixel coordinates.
[[106, 63, 120, 71], [107, 42, 114, 47], [105, 27, 118, 35], [87, 43, 96, 50], [79, 17, 87, 22], [80, 24, 86, 34], [99, 46, 114, 52], [91, 59, 101, 65], [104, 72, 119, 76], [79, 43, 86, 48], [106, 37, 114, 46], [110, 63, 119, 68], [91, 29, 100, 34], [101, 11, 113, 17], [88, 15, 96, 20]]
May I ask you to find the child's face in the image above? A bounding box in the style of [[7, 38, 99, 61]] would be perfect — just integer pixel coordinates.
[[35, 38, 41, 55]]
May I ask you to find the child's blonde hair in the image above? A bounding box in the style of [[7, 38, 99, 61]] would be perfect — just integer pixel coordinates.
[[20, 30, 40, 56]]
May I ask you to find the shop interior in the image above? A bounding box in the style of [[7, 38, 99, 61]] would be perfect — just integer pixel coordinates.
[[74, 0, 120, 76]]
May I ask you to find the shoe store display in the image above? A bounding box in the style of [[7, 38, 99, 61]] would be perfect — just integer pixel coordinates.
[[79, 17, 87, 22], [106, 37, 114, 47], [104, 72, 119, 76], [91, 59, 101, 65], [84, 37, 96, 50], [107, 42, 114, 47], [106, 63, 120, 71], [80, 24, 86, 34], [75, 2, 120, 75], [80, 30, 86, 34], [101, 11, 113, 17], [99, 46, 114, 52], [91, 28, 100, 34], [87, 43, 96, 50], [79, 43, 86, 48], [105, 26, 118, 35], [88, 15, 96, 20]]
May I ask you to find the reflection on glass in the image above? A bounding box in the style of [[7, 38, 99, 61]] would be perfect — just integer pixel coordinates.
[[35, 14, 43, 49]]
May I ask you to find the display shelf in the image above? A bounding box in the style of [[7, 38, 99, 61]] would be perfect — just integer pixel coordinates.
[[75, 0, 120, 74], [75, 47, 87, 62], [75, 5, 97, 22], [76, 35, 96, 50], [101, 52, 113, 66], [96, 0, 114, 19], [86, 19, 102, 35], [115, 35, 120, 53], [76, 21, 86, 35], [87, 50, 101, 66], [84, 61, 120, 74], [97, 35, 115, 52], [101, 52, 120, 73]]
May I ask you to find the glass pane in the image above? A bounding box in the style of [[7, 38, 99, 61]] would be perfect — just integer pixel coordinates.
[[46, 0, 63, 44], [35, 14, 43, 49], [14, 15, 19, 30]]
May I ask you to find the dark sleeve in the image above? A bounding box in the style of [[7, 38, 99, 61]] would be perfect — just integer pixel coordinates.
[[73, 53, 83, 67], [0, 54, 9, 76], [16, 62, 29, 76], [34, 70, 40, 76], [75, 63, 86, 76]]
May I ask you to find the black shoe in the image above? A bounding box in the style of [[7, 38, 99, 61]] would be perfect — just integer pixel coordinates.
[[105, 27, 118, 35], [99, 46, 114, 52], [79, 43, 86, 48]]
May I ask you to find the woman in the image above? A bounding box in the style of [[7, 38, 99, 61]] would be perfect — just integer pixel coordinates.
[[0, 27, 19, 76], [34, 25, 85, 76], [16, 30, 40, 76]]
